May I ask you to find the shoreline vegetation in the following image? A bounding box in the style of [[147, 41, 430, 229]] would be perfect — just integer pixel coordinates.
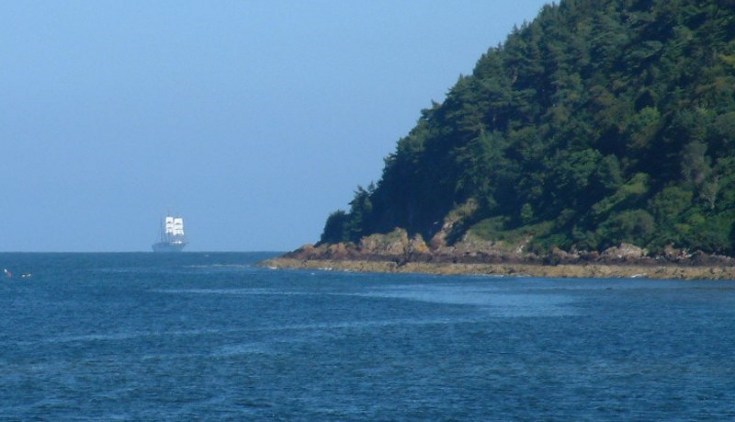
[[263, 229, 735, 281]]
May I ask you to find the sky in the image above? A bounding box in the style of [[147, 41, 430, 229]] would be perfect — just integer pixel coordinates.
[[1, 0, 550, 252]]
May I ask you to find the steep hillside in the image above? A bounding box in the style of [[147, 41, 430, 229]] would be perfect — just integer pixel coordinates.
[[320, 0, 735, 255]]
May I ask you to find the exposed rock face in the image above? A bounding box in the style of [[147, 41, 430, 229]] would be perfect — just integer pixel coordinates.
[[286, 228, 432, 263], [428, 221, 453, 250], [408, 233, 431, 255], [430, 233, 537, 264], [600, 243, 649, 262], [359, 230, 410, 257], [429, 200, 479, 249]]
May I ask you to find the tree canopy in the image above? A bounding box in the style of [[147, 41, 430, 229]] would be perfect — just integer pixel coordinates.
[[321, 0, 735, 255]]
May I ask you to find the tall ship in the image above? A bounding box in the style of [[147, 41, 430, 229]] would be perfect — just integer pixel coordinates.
[[152, 215, 187, 252]]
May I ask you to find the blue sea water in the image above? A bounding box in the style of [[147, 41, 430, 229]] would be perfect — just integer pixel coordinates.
[[1, 252, 735, 420]]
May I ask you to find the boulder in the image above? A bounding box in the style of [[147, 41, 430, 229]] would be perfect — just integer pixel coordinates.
[[359, 229, 410, 257], [601, 243, 648, 260]]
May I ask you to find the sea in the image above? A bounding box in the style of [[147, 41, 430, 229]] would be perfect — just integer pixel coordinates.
[[1, 252, 734, 421]]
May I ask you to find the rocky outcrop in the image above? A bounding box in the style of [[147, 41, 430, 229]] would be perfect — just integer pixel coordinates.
[[601, 243, 648, 261], [359, 230, 410, 257], [285, 228, 432, 263], [270, 233, 735, 280], [430, 232, 537, 264], [284, 233, 735, 272], [429, 200, 479, 249]]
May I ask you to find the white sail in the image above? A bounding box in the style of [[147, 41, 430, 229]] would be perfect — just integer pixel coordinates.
[[165, 217, 176, 235], [153, 214, 187, 252], [172, 218, 185, 236]]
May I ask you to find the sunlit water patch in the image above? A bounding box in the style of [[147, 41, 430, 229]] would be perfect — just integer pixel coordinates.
[[354, 283, 579, 317]]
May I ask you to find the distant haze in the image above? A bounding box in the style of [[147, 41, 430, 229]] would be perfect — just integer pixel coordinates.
[[1, 1, 549, 252]]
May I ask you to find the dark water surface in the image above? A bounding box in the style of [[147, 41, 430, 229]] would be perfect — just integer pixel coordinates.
[[1, 253, 734, 420]]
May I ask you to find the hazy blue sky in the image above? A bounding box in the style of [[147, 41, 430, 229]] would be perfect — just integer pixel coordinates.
[[1, 0, 549, 252]]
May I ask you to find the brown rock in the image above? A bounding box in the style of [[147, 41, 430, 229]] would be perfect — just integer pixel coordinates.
[[408, 234, 430, 255], [326, 242, 351, 259], [359, 229, 410, 257]]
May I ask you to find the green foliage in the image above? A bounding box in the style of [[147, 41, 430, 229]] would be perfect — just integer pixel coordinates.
[[598, 209, 656, 248], [468, 216, 510, 241], [346, 185, 375, 242], [469, 217, 555, 248], [591, 173, 650, 218], [322, 0, 735, 255], [520, 203, 534, 225], [595, 155, 624, 192], [685, 211, 735, 254], [320, 210, 349, 244], [625, 107, 661, 152], [680, 140, 711, 186], [646, 186, 694, 248]]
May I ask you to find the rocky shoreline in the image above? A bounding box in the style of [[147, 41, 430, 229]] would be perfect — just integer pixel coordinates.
[[263, 257, 735, 280], [263, 229, 735, 280]]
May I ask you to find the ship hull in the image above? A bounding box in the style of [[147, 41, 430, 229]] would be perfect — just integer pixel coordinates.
[[152, 242, 186, 252]]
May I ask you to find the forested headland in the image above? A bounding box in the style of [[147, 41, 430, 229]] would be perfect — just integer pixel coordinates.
[[309, 0, 735, 268]]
